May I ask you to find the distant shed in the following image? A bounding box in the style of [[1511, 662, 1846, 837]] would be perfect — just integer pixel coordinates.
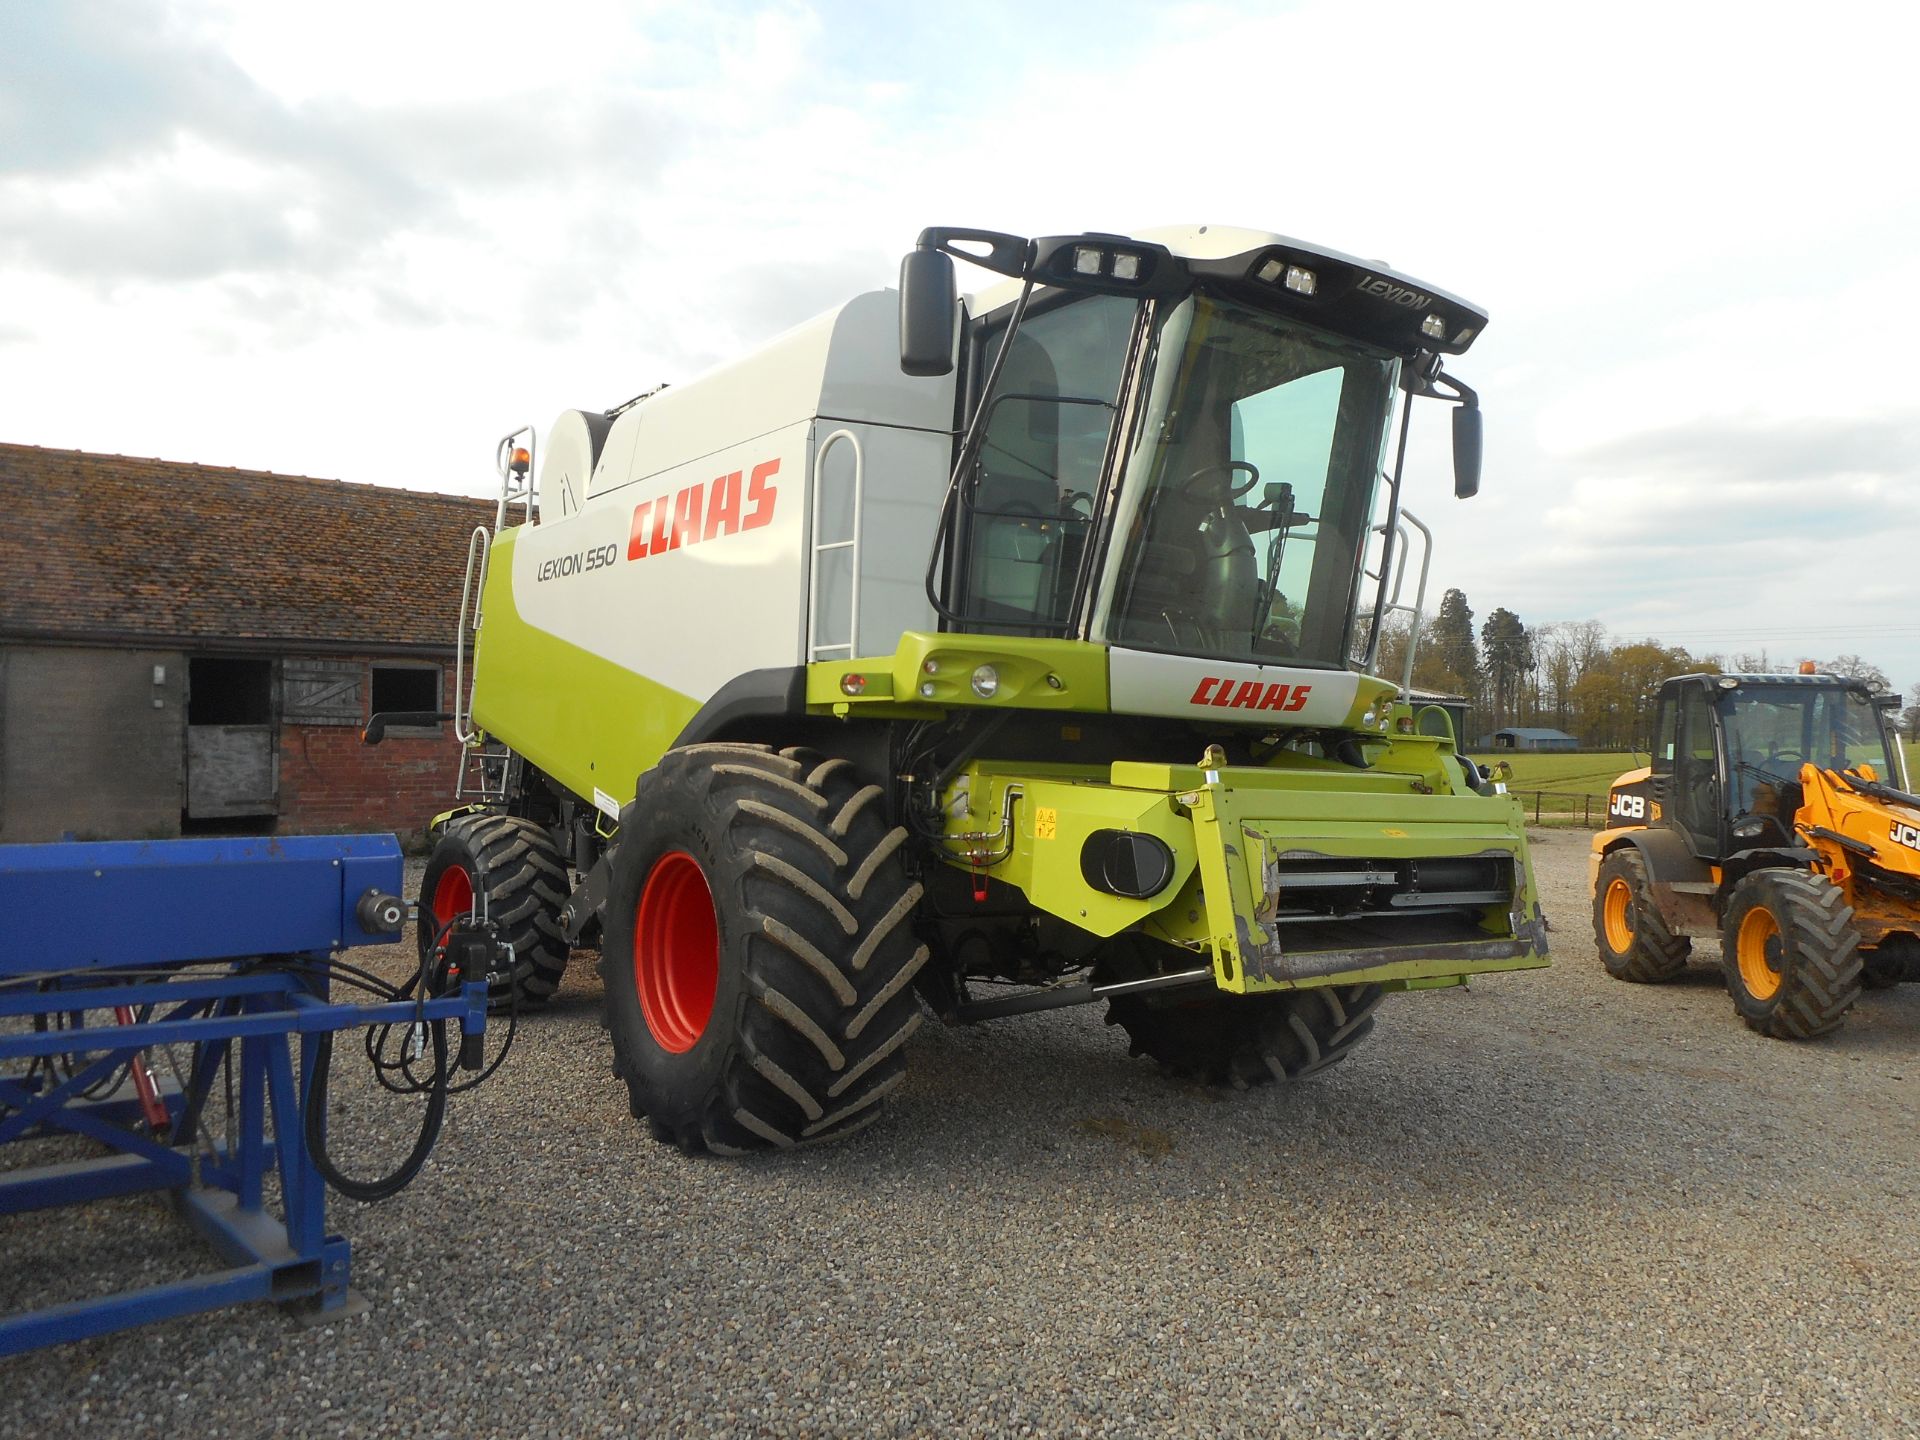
[[1482, 727, 1579, 752], [0, 443, 493, 844]]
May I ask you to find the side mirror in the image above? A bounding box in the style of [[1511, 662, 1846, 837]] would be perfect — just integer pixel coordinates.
[[899, 248, 957, 377], [1452, 405, 1483, 499], [1451, 407, 1482, 503]]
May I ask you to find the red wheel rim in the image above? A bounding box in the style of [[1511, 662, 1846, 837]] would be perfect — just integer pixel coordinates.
[[634, 851, 719, 1052], [432, 865, 475, 929]]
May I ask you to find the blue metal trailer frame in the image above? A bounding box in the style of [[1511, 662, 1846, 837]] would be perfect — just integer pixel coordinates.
[[0, 834, 489, 1356]]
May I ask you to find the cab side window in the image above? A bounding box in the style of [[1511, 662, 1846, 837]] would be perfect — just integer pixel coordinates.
[[958, 296, 1134, 631]]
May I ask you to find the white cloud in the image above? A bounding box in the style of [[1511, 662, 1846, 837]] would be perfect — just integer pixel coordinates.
[[3, 0, 1916, 685]]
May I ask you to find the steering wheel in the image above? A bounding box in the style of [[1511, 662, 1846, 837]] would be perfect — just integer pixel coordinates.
[[1765, 748, 1806, 771], [1180, 460, 1261, 502]]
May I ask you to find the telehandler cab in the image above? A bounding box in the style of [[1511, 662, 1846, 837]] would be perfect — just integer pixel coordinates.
[[393, 223, 1550, 1153], [1593, 670, 1920, 1038]]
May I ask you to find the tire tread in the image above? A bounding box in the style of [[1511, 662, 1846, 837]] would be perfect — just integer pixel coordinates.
[[601, 745, 925, 1153]]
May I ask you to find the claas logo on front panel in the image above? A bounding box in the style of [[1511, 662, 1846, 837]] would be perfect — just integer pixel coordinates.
[[1190, 677, 1312, 712]]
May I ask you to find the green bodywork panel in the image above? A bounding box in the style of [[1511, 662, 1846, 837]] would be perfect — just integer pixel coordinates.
[[942, 733, 1548, 994], [469, 530, 701, 811], [807, 633, 1110, 716]]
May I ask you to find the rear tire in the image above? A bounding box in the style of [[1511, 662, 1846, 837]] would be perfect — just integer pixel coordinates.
[[600, 744, 926, 1154], [1102, 938, 1383, 1087], [1720, 869, 1862, 1039], [1592, 848, 1691, 982], [418, 813, 572, 1004]]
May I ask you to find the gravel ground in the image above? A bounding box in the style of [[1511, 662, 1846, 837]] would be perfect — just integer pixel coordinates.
[[4, 829, 1918, 1438]]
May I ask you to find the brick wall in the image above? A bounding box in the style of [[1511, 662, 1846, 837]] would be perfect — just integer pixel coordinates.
[[277, 658, 466, 839]]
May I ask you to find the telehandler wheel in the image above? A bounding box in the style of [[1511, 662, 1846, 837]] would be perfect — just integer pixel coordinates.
[[1100, 942, 1384, 1087], [600, 743, 927, 1154], [418, 813, 572, 1004], [1720, 869, 1863, 1039], [1592, 849, 1691, 983]]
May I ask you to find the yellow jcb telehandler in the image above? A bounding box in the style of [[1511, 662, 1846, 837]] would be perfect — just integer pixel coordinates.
[[1591, 669, 1919, 1038]]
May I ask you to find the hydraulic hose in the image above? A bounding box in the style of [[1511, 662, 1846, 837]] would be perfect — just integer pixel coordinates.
[[304, 1018, 449, 1203]]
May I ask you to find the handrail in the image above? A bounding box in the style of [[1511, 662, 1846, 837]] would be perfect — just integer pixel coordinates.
[[454, 526, 490, 744], [1385, 509, 1433, 699], [807, 428, 865, 660]]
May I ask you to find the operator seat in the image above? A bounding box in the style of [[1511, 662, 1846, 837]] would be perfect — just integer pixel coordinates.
[[1115, 475, 1257, 651]]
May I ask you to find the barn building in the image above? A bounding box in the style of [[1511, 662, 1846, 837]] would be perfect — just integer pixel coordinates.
[[0, 443, 492, 845], [1482, 726, 1580, 752]]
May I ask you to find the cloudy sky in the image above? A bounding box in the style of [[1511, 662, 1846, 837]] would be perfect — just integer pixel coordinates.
[[6, 0, 1917, 688]]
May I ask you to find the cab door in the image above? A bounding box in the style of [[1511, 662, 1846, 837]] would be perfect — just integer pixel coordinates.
[[1671, 683, 1725, 857]]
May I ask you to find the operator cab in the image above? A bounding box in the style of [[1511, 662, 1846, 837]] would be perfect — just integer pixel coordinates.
[[1649, 672, 1902, 857], [899, 226, 1485, 680]]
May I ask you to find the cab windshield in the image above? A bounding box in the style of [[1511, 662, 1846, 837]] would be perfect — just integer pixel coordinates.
[[1720, 684, 1898, 813], [1099, 292, 1398, 667]]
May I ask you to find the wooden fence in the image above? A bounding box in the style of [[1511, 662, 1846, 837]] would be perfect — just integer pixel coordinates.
[[1509, 790, 1608, 827]]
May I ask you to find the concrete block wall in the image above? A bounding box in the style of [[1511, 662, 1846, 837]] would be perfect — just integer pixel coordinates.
[[0, 644, 187, 843]]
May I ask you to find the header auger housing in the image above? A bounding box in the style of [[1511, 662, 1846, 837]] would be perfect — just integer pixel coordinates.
[[400, 222, 1549, 1152], [1592, 671, 1920, 1038]]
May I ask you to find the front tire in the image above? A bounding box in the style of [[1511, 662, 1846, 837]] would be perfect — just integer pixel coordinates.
[[1592, 848, 1691, 983], [1721, 869, 1862, 1039], [418, 813, 572, 1004], [601, 744, 927, 1154], [1103, 938, 1383, 1087]]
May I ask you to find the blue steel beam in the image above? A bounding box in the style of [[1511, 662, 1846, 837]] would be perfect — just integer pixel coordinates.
[[0, 833, 405, 969], [0, 986, 481, 1061]]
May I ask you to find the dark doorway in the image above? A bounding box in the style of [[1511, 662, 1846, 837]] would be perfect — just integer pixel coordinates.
[[185, 656, 278, 827], [187, 657, 273, 726]]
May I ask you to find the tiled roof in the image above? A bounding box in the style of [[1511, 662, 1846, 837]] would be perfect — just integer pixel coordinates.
[[0, 443, 498, 651]]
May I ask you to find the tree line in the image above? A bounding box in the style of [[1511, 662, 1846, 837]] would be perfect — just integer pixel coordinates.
[[1369, 589, 1919, 751]]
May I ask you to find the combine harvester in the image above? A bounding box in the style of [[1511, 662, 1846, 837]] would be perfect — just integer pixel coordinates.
[[392, 223, 1551, 1153]]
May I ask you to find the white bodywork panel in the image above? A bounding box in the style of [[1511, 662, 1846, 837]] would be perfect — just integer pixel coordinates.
[[586, 290, 954, 502], [512, 420, 814, 697], [539, 410, 604, 522], [517, 289, 956, 690], [1107, 647, 1362, 725]]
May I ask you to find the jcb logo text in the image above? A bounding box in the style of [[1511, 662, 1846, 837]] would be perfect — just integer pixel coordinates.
[[1610, 793, 1647, 821]]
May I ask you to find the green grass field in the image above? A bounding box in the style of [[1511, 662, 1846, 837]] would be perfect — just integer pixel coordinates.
[[1461, 750, 1643, 826], [1463, 743, 1920, 827]]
